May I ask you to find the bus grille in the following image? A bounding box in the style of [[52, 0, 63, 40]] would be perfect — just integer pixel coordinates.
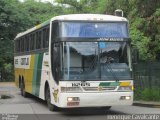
[[82, 86, 117, 91]]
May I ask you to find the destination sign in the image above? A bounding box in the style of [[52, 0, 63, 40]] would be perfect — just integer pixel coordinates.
[[97, 38, 126, 42]]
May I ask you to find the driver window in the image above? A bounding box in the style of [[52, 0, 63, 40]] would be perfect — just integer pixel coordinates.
[[51, 43, 60, 84]]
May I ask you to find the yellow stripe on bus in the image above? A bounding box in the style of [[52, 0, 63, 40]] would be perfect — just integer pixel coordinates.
[[25, 55, 35, 93], [120, 82, 131, 86], [35, 24, 41, 29]]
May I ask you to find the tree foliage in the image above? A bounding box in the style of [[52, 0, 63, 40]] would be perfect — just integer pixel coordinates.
[[56, 0, 160, 61], [0, 0, 66, 81], [0, 0, 160, 81]]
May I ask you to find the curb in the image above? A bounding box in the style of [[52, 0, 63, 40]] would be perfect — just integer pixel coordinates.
[[0, 82, 15, 87], [133, 102, 160, 108]]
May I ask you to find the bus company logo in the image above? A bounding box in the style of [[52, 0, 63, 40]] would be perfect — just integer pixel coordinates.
[[98, 86, 103, 91], [97, 38, 124, 42], [44, 61, 49, 67], [72, 82, 90, 87]]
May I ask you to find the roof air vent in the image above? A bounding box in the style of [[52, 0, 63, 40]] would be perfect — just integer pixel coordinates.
[[114, 9, 123, 17]]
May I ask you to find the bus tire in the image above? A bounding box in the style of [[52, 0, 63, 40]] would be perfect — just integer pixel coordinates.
[[103, 106, 111, 110], [45, 86, 59, 111], [20, 80, 28, 97]]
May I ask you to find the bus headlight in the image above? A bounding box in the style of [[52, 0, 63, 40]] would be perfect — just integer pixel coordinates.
[[67, 97, 80, 102], [120, 96, 131, 100], [118, 86, 133, 91], [61, 87, 82, 92], [67, 97, 80, 106]]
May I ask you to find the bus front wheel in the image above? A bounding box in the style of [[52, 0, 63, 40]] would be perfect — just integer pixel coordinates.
[[45, 87, 59, 111]]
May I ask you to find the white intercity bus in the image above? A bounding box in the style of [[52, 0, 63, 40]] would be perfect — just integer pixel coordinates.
[[14, 14, 133, 111]]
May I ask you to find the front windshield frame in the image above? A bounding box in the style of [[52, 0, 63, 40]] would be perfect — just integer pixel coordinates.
[[59, 41, 132, 81], [51, 21, 132, 81]]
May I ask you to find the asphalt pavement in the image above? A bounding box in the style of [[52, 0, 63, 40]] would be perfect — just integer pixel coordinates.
[[0, 82, 160, 120]]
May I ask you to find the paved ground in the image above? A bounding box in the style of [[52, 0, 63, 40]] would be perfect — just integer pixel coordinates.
[[0, 82, 160, 120]]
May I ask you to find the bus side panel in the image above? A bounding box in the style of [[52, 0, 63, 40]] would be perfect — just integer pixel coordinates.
[[31, 53, 44, 97], [39, 52, 50, 100], [14, 56, 29, 88], [14, 68, 24, 87], [15, 53, 49, 99], [36, 53, 44, 97], [25, 54, 35, 94]]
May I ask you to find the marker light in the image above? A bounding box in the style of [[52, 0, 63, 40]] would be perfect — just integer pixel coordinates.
[[118, 86, 132, 91]]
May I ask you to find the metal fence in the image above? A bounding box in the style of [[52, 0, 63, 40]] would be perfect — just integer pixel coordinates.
[[133, 62, 160, 90]]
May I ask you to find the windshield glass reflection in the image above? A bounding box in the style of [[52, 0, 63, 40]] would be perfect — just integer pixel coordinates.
[[61, 22, 128, 38], [61, 42, 131, 81]]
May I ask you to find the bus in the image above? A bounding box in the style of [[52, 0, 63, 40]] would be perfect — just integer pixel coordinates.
[[14, 14, 133, 111]]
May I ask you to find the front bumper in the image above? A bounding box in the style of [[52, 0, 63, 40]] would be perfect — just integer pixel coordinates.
[[58, 92, 133, 108]]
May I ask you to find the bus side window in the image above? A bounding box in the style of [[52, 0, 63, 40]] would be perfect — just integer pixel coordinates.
[[15, 39, 18, 53], [36, 32, 39, 49], [42, 28, 46, 48], [24, 36, 29, 52], [52, 21, 59, 42], [19, 39, 21, 53], [29, 35, 31, 51], [51, 21, 59, 84], [31, 33, 35, 51], [46, 28, 49, 48], [24, 37, 26, 52], [52, 43, 60, 84], [21, 37, 24, 53], [39, 31, 42, 49], [30, 34, 32, 51], [36, 31, 42, 50], [18, 39, 20, 53], [26, 35, 29, 52], [42, 27, 49, 48]]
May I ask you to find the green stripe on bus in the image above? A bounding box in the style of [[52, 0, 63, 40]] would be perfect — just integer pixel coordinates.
[[35, 53, 43, 96], [99, 82, 120, 86], [32, 54, 39, 95], [41, 20, 50, 27]]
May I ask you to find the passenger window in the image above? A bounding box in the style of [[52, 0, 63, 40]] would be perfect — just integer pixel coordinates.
[[30, 34, 35, 50], [43, 27, 49, 48]]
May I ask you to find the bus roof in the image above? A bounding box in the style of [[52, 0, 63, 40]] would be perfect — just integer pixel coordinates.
[[52, 14, 127, 21], [15, 14, 128, 39]]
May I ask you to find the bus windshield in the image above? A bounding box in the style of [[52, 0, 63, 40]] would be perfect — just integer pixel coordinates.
[[61, 42, 131, 81], [61, 22, 128, 38]]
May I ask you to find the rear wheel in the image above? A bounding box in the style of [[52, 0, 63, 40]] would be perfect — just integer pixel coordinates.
[[102, 106, 111, 110], [20, 80, 28, 97], [45, 86, 59, 111]]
